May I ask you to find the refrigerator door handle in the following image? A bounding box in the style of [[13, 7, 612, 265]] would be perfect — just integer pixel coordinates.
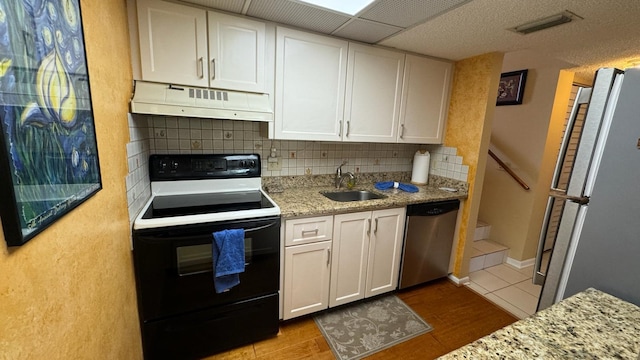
[[550, 189, 589, 205], [549, 87, 592, 190], [533, 197, 555, 285]]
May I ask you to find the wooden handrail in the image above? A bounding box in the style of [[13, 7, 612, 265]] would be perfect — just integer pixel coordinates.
[[488, 149, 530, 190]]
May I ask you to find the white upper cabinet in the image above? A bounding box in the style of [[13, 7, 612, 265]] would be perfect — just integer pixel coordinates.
[[344, 44, 405, 143], [137, 0, 209, 87], [398, 54, 453, 144], [136, 0, 268, 92], [275, 27, 348, 141], [207, 11, 266, 93]]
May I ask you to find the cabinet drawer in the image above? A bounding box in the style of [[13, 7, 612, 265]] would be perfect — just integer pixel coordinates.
[[284, 216, 333, 246]]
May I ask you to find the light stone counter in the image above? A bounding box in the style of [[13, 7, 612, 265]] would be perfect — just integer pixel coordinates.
[[264, 173, 468, 218], [439, 288, 640, 359]]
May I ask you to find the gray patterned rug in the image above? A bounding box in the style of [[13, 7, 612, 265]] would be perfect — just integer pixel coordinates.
[[314, 295, 433, 360]]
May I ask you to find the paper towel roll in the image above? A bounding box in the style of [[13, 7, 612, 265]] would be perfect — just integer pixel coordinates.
[[411, 150, 430, 185]]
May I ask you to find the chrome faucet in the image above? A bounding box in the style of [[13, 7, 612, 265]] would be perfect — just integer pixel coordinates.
[[335, 160, 355, 189]]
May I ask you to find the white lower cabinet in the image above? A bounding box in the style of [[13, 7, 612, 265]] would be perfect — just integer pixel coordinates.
[[282, 215, 333, 320], [329, 212, 370, 307], [330, 208, 406, 307], [365, 208, 406, 298], [282, 241, 331, 320], [282, 208, 405, 320]]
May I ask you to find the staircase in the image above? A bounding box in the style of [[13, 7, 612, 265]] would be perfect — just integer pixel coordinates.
[[469, 221, 509, 272]]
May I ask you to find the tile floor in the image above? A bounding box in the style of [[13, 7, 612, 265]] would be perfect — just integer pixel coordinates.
[[466, 263, 542, 319]]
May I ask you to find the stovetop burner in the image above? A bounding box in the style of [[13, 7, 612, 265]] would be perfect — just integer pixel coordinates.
[[141, 191, 276, 219], [133, 154, 280, 230]]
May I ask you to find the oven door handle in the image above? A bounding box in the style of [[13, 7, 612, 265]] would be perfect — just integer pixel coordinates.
[[243, 221, 278, 233]]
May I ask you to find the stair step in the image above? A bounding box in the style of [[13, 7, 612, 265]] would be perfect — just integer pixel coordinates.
[[474, 221, 492, 241], [470, 239, 508, 272]]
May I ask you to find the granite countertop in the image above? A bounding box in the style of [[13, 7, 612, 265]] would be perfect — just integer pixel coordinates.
[[439, 288, 640, 359], [264, 173, 468, 219]]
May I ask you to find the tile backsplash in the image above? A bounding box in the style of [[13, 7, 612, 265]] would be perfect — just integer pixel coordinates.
[[427, 146, 470, 182], [125, 114, 469, 222], [146, 115, 425, 176]]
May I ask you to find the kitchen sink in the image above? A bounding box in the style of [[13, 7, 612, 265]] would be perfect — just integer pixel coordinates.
[[320, 190, 387, 202]]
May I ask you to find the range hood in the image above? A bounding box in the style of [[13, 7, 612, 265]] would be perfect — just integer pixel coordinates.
[[130, 81, 273, 121]]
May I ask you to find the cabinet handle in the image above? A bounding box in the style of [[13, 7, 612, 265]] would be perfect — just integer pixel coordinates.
[[374, 218, 378, 234], [211, 59, 216, 80], [346, 121, 351, 137], [367, 219, 371, 235], [197, 57, 204, 79], [400, 124, 405, 139], [338, 120, 342, 137], [301, 228, 319, 236], [327, 249, 331, 266]]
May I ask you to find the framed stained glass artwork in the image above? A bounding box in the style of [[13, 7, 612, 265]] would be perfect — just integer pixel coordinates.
[[0, 0, 101, 246]]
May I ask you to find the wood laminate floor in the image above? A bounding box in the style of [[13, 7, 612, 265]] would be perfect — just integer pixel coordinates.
[[203, 278, 518, 360]]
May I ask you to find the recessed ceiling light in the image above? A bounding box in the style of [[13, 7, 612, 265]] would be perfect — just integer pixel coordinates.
[[296, 0, 375, 16]]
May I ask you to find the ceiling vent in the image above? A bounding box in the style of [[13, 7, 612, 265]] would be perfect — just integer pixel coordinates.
[[510, 11, 582, 35]]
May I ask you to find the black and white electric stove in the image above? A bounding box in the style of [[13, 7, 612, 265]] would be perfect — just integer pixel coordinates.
[[132, 153, 281, 360], [134, 153, 280, 229]]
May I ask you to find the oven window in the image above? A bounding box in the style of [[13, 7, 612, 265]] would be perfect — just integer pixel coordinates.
[[177, 239, 253, 276]]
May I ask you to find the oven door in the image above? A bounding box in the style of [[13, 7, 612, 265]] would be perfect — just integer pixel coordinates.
[[133, 216, 280, 321]]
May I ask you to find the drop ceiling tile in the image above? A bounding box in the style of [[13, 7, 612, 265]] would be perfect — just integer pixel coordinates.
[[332, 18, 402, 44], [247, 0, 351, 34], [360, 0, 472, 28], [178, 0, 246, 13]]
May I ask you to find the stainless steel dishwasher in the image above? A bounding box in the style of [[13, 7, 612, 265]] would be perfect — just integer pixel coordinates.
[[399, 199, 459, 289]]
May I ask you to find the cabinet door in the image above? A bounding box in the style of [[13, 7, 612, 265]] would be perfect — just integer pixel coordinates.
[[398, 54, 453, 144], [208, 11, 265, 93], [365, 208, 406, 298], [344, 43, 405, 143], [137, 0, 208, 87], [282, 241, 331, 320], [329, 212, 370, 307], [275, 27, 348, 141]]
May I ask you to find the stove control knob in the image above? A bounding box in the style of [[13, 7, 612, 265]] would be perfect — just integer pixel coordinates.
[[171, 161, 179, 170], [248, 160, 256, 168], [159, 160, 168, 170]]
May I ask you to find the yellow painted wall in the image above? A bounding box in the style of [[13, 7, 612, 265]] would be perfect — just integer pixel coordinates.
[[0, 1, 142, 359], [479, 50, 575, 262], [445, 52, 504, 277], [523, 70, 574, 258]]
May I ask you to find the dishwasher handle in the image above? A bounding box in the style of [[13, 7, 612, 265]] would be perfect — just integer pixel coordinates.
[[406, 199, 459, 217]]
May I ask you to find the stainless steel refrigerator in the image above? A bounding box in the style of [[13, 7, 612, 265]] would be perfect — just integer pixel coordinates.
[[534, 67, 640, 311]]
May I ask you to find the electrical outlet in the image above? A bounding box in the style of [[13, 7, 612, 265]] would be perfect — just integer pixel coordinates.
[[154, 129, 166, 138], [305, 168, 312, 175], [224, 131, 233, 139], [267, 157, 282, 171], [191, 140, 201, 150], [289, 151, 296, 159]]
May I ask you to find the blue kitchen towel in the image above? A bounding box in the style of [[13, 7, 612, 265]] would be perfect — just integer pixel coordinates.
[[374, 181, 419, 193], [212, 229, 245, 293]]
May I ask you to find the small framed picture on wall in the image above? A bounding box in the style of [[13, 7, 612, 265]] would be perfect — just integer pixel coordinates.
[[497, 69, 528, 106]]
